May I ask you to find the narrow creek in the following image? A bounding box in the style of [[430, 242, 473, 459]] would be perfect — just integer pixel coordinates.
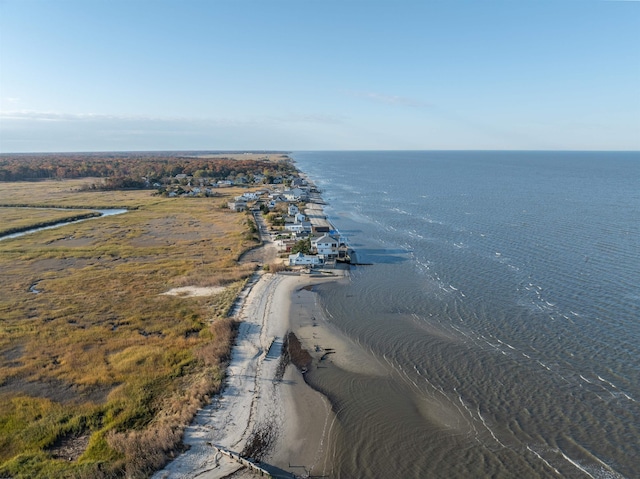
[[0, 208, 128, 241]]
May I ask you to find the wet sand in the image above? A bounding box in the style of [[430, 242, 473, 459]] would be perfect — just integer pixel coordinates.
[[153, 270, 347, 479]]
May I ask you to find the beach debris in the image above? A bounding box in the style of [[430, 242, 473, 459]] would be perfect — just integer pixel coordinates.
[[241, 420, 277, 462], [286, 331, 312, 372]]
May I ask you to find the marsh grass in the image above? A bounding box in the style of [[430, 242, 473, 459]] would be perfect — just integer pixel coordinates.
[[0, 208, 100, 237], [0, 179, 152, 208], [0, 181, 259, 478]]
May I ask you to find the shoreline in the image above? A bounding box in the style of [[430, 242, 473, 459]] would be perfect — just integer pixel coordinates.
[[152, 271, 347, 479], [154, 167, 350, 478]]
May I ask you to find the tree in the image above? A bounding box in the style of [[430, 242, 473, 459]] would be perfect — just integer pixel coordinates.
[[291, 238, 311, 255]]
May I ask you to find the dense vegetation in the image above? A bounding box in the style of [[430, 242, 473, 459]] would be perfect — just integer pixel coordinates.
[[0, 176, 264, 478], [0, 151, 295, 185], [291, 238, 312, 255]]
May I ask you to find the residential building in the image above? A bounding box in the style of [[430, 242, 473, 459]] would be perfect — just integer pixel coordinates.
[[288, 204, 299, 216], [312, 234, 339, 258], [228, 199, 248, 212], [289, 252, 322, 266], [291, 177, 306, 188]]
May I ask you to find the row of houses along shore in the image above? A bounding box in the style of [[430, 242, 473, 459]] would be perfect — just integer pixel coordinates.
[[227, 175, 355, 268]]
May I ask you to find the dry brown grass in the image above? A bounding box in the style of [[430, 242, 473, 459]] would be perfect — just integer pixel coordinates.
[[0, 207, 99, 236], [106, 319, 238, 477], [0, 178, 152, 208], [0, 181, 260, 478], [267, 261, 289, 273]]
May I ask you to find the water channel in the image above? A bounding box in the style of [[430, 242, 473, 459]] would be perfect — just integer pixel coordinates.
[[0, 208, 128, 241]]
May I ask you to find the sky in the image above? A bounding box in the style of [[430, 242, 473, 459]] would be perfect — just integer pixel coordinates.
[[0, 0, 638, 152]]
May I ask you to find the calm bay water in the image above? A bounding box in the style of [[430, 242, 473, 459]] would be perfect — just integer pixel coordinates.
[[291, 151, 640, 479]]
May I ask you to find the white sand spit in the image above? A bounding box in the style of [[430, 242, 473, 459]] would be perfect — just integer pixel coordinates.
[[161, 286, 226, 298]]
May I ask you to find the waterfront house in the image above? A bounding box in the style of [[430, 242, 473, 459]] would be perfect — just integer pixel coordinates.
[[289, 252, 322, 266], [312, 234, 339, 259], [282, 188, 308, 202], [312, 225, 331, 234], [291, 177, 306, 188]]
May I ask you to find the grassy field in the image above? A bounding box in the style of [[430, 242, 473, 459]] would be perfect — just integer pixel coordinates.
[[0, 180, 260, 478]]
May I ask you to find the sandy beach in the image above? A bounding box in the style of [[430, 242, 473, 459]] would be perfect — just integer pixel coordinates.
[[152, 178, 355, 479], [153, 267, 347, 479]]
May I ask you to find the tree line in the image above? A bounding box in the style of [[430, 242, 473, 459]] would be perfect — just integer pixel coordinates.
[[0, 152, 295, 184]]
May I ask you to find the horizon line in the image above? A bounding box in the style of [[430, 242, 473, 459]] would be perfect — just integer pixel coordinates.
[[1, 148, 639, 156]]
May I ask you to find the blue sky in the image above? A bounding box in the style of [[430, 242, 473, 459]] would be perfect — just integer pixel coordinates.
[[0, 0, 638, 152]]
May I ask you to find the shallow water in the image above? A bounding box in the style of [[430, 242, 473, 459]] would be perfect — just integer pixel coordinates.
[[292, 151, 640, 479]]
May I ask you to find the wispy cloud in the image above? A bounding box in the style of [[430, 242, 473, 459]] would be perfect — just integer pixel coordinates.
[[0, 110, 346, 126], [346, 90, 433, 109], [0, 110, 180, 122], [267, 113, 347, 124]]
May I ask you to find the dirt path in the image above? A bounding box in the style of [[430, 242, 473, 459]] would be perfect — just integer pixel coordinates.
[[238, 210, 278, 266]]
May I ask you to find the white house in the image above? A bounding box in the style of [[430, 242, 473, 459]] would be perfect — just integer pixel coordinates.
[[228, 199, 248, 212], [241, 192, 259, 200], [312, 234, 339, 258], [289, 252, 322, 266], [282, 188, 308, 202], [294, 212, 306, 223], [285, 223, 305, 234]]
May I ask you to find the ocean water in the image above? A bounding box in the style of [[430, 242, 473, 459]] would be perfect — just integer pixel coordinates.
[[290, 151, 640, 479]]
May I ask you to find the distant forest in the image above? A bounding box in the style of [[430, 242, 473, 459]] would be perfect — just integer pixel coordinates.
[[0, 152, 295, 187]]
